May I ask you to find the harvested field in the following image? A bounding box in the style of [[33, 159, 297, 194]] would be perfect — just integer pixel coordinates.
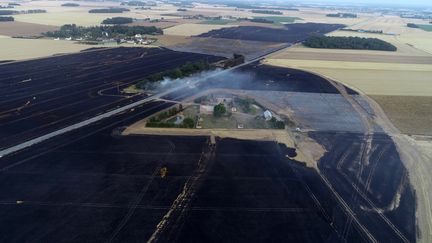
[[163, 23, 238, 36], [157, 35, 286, 60], [270, 47, 432, 64], [196, 23, 344, 43], [13, 12, 163, 27], [0, 47, 223, 149], [328, 31, 431, 56], [0, 37, 92, 61], [8, 1, 181, 27], [264, 59, 432, 96], [0, 21, 58, 37], [397, 31, 432, 55], [371, 96, 432, 135], [265, 59, 432, 71]]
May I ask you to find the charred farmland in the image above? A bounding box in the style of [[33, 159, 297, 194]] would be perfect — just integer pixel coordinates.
[[196, 23, 345, 43], [0, 101, 363, 242], [0, 56, 417, 242], [0, 47, 223, 149]]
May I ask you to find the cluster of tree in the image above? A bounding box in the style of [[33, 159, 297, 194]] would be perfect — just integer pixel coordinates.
[[326, 13, 357, 18], [150, 107, 179, 121], [136, 60, 211, 89], [235, 98, 255, 113], [121, 1, 156, 6], [26, 9, 46, 13], [269, 117, 285, 129], [61, 3, 80, 7], [89, 8, 130, 13], [44, 24, 162, 39], [102, 17, 133, 25], [0, 16, 14, 21], [177, 8, 187, 11], [0, 9, 46, 15], [251, 10, 282, 15], [146, 107, 195, 128], [0, 10, 15, 15], [221, 53, 245, 68], [135, 6, 151, 10], [0, 10, 16, 15], [407, 23, 419, 28], [304, 36, 397, 51], [249, 18, 274, 24], [213, 103, 226, 117], [121, 1, 145, 6]]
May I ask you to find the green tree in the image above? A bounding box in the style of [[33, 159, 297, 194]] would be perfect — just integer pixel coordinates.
[[213, 103, 226, 117], [182, 118, 195, 128]]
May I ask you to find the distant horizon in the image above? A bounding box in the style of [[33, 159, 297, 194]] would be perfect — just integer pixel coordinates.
[[202, 0, 432, 8], [301, 0, 432, 7]]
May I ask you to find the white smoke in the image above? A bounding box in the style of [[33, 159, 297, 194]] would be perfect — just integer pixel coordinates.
[[144, 67, 257, 94]]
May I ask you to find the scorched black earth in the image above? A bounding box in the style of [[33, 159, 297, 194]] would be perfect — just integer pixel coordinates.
[[196, 23, 345, 43], [0, 47, 223, 149]]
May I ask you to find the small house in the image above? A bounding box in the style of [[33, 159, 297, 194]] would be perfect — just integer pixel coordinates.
[[263, 110, 272, 120]]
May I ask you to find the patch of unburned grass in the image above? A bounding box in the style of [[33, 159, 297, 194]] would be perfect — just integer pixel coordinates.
[[200, 114, 237, 129]]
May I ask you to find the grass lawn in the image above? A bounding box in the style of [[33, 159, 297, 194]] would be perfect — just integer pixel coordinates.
[[252, 16, 301, 24], [417, 24, 432, 32], [201, 114, 237, 129], [182, 105, 199, 119], [198, 19, 235, 25]]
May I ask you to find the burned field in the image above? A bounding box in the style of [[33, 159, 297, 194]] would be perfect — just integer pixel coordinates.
[[196, 23, 344, 43], [201, 62, 358, 94], [0, 47, 223, 149], [0, 101, 361, 242], [310, 131, 416, 242], [0, 104, 416, 242]]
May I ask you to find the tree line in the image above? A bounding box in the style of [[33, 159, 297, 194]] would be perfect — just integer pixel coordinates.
[[304, 36, 397, 51], [0, 9, 46, 15], [326, 13, 357, 18], [89, 8, 130, 13], [61, 3, 80, 7], [0, 16, 13, 21], [43, 24, 162, 39], [251, 10, 283, 15], [102, 17, 133, 25]]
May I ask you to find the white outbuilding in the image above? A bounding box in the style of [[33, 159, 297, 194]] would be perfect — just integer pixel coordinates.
[[263, 110, 272, 120]]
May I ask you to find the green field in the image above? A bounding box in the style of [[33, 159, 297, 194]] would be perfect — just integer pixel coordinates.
[[199, 19, 235, 25], [417, 24, 432, 32], [252, 16, 301, 24]]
